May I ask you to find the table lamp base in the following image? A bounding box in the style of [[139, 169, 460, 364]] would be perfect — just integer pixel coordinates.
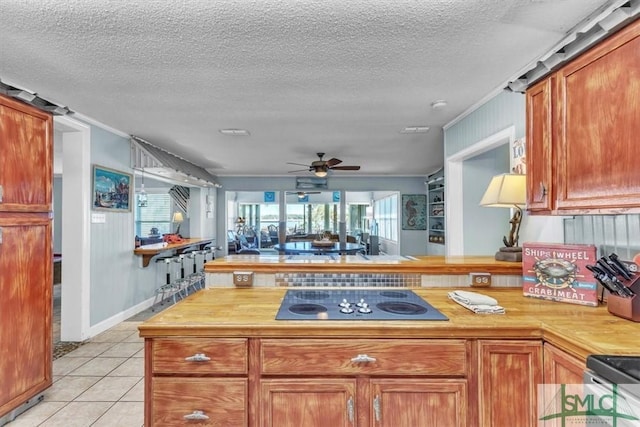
[[495, 246, 522, 262]]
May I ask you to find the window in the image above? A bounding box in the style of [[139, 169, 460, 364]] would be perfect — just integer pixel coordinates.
[[135, 193, 172, 236], [374, 194, 398, 242]]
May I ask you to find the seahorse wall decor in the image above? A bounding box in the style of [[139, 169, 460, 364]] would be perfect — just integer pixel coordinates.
[[405, 199, 417, 227]]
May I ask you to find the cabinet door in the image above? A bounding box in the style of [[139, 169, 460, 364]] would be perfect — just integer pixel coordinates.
[[0, 95, 52, 213], [261, 379, 357, 427], [541, 344, 586, 427], [0, 214, 52, 416], [478, 340, 543, 427], [370, 379, 467, 427], [555, 20, 640, 212], [526, 77, 554, 213], [150, 377, 247, 426]]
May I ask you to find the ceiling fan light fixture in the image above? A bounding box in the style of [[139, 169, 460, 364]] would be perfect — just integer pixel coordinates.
[[314, 167, 328, 178]]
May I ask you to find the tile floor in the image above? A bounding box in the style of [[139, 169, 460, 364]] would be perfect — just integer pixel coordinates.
[[8, 321, 146, 426], [7, 284, 160, 426]]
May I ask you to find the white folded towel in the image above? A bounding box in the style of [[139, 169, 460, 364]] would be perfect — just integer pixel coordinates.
[[448, 290, 505, 314]]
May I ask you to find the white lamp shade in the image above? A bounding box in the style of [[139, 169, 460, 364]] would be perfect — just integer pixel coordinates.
[[172, 212, 184, 223], [479, 173, 526, 208]]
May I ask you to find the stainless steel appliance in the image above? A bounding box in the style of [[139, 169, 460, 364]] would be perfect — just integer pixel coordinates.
[[275, 288, 448, 321], [584, 355, 640, 426]]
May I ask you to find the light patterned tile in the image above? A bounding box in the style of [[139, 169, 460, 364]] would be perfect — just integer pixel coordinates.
[[100, 342, 143, 358], [44, 376, 102, 402], [75, 376, 140, 402], [38, 401, 113, 427], [90, 330, 136, 343], [109, 321, 141, 331], [132, 348, 145, 358], [109, 357, 144, 377], [120, 379, 144, 402], [4, 401, 67, 426], [124, 332, 143, 343], [68, 357, 127, 377], [91, 401, 144, 427], [64, 342, 115, 358], [53, 356, 92, 376]]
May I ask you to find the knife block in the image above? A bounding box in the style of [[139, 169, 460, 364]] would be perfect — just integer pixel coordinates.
[[607, 276, 640, 322]]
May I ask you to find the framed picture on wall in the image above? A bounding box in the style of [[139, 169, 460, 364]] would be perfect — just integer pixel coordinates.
[[402, 194, 427, 230], [92, 165, 132, 212]]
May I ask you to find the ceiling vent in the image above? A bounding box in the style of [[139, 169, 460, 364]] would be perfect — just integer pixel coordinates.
[[130, 136, 220, 188]]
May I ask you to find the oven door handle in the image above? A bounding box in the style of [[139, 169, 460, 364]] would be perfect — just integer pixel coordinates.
[[351, 354, 377, 363]]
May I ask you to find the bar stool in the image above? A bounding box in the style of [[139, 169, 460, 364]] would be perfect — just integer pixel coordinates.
[[152, 256, 181, 311], [186, 251, 205, 291]]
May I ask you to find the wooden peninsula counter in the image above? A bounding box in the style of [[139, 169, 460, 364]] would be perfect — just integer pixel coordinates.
[[139, 287, 640, 426]]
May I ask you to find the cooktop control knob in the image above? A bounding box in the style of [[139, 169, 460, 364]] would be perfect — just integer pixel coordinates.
[[340, 306, 354, 314], [356, 298, 366, 307], [339, 299, 351, 308], [358, 303, 372, 314]]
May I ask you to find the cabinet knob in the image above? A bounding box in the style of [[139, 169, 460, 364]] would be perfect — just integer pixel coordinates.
[[184, 353, 211, 362], [350, 354, 376, 363], [183, 410, 209, 421]]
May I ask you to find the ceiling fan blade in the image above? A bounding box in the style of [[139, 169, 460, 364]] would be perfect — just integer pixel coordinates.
[[330, 165, 360, 171], [326, 157, 342, 167], [287, 162, 311, 167], [287, 168, 311, 173]]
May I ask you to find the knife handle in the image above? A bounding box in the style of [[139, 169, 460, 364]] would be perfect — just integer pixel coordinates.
[[608, 253, 633, 280], [597, 258, 619, 278]]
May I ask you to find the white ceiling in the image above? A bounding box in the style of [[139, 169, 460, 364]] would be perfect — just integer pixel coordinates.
[[0, 0, 619, 178]]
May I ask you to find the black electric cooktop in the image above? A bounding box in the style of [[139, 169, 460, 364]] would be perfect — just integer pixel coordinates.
[[587, 355, 640, 385], [275, 288, 448, 321]]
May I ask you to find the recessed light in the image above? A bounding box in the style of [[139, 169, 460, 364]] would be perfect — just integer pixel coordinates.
[[219, 129, 250, 136], [431, 100, 448, 109], [401, 126, 430, 134]]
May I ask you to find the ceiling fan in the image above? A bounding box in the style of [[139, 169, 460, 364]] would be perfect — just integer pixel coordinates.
[[286, 191, 321, 199], [287, 153, 361, 177]]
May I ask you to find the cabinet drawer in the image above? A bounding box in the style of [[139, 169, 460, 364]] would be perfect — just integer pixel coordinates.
[[260, 339, 467, 376], [150, 377, 247, 426], [152, 338, 248, 374]]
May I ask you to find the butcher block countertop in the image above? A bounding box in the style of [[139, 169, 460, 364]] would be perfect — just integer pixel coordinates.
[[138, 287, 640, 361], [204, 255, 522, 275]]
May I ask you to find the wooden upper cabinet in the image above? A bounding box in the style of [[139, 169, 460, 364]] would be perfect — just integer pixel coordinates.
[[555, 19, 640, 213], [0, 95, 53, 213], [526, 77, 554, 213], [525, 19, 640, 214]]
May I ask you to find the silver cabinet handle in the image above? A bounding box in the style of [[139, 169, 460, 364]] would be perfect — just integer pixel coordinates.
[[184, 353, 211, 362], [183, 410, 209, 421], [347, 396, 355, 423], [537, 182, 547, 202], [0, 228, 2, 245], [351, 354, 376, 363], [373, 395, 381, 422], [0, 184, 3, 202]]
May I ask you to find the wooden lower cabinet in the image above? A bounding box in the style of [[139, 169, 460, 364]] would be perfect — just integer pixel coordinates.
[[370, 379, 467, 427], [478, 340, 543, 427], [260, 378, 467, 427], [261, 379, 356, 426], [540, 343, 586, 427]]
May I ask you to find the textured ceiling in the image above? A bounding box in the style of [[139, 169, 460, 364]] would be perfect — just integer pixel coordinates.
[[0, 0, 617, 177]]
